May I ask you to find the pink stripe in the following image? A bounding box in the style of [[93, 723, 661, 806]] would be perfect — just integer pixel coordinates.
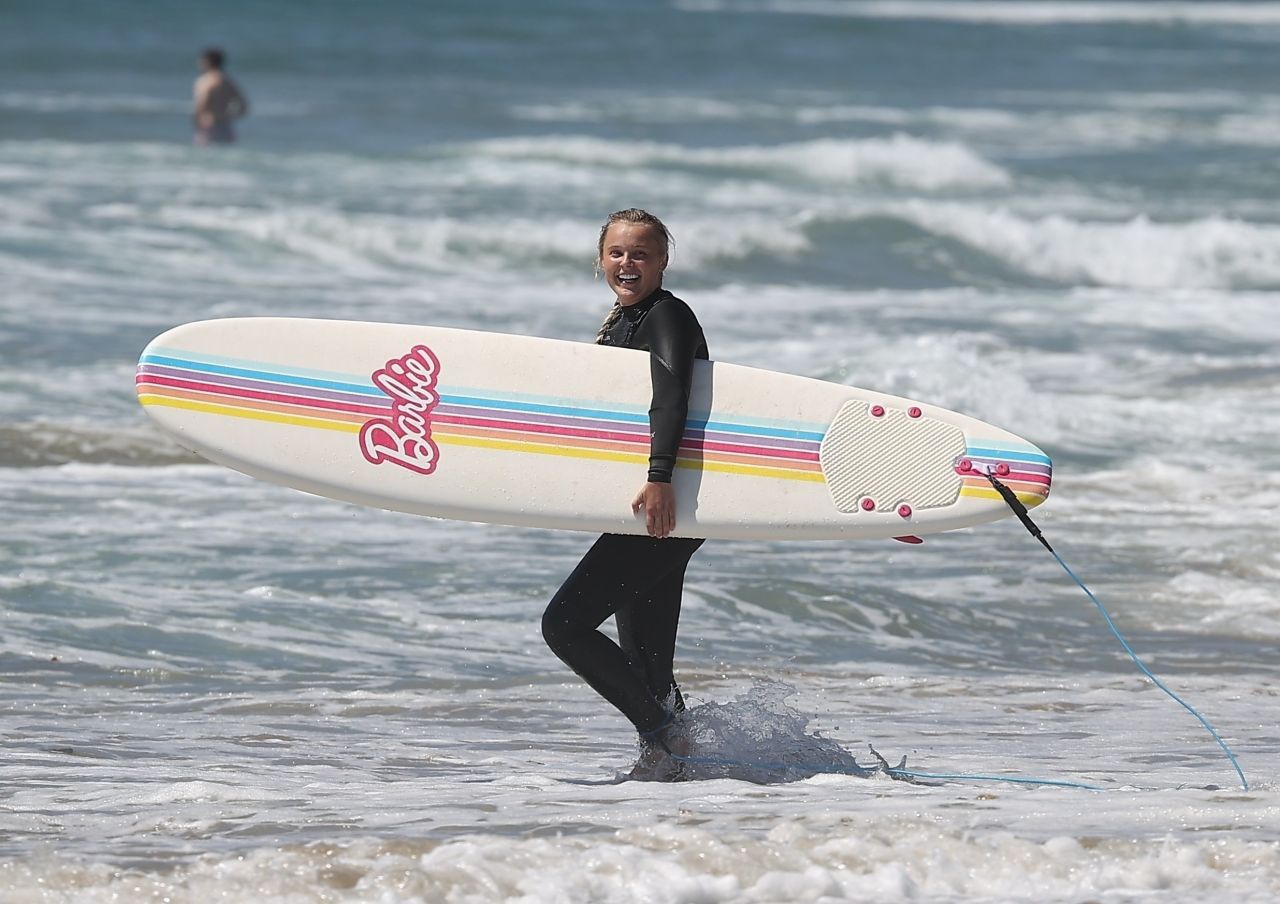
[[957, 467, 1051, 487], [434, 412, 647, 445], [435, 412, 820, 463], [437, 409, 649, 437], [686, 437, 819, 462], [137, 374, 388, 418], [1002, 469, 1051, 486]]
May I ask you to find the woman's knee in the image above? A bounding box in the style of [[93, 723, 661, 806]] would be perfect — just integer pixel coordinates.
[[541, 601, 574, 655]]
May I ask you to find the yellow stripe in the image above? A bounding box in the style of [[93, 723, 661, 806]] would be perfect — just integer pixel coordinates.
[[138, 394, 359, 434]]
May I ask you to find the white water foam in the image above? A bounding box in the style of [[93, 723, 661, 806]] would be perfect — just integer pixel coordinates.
[[4, 809, 1278, 903], [470, 134, 1012, 190], [9, 138, 1279, 298], [0, 90, 315, 118], [515, 97, 1280, 153], [0, 91, 188, 115], [677, 0, 1280, 26], [870, 203, 1280, 290]]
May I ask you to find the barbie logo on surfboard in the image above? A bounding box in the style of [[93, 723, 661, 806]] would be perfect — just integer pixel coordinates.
[[359, 344, 442, 475]]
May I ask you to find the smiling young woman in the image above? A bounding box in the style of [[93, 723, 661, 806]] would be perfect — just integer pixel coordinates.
[[542, 208, 709, 780]]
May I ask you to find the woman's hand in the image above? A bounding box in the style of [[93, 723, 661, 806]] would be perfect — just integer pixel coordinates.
[[632, 481, 676, 538]]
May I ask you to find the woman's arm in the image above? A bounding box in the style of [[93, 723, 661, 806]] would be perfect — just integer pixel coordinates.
[[632, 299, 702, 537], [644, 299, 702, 482]]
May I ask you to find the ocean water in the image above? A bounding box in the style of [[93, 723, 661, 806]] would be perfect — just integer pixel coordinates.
[[3, 1, 1279, 901]]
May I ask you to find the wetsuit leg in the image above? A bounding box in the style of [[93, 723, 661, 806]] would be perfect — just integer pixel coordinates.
[[542, 533, 703, 734], [615, 552, 699, 714]]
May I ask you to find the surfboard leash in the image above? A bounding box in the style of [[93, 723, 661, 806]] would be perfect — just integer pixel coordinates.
[[645, 475, 1246, 792], [983, 470, 1249, 791]]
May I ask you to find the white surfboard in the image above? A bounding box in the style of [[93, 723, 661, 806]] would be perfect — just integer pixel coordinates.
[[135, 317, 1050, 541]]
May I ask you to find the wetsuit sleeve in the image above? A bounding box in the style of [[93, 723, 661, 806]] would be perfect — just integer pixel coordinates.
[[644, 300, 702, 483]]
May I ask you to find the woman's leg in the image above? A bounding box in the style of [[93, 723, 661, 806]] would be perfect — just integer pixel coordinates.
[[615, 538, 702, 713], [542, 534, 702, 733]]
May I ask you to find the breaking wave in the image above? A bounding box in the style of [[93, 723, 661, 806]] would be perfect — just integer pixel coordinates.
[[0, 422, 200, 468], [676, 0, 1280, 26]]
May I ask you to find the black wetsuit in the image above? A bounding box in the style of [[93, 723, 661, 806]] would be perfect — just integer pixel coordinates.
[[541, 289, 708, 735]]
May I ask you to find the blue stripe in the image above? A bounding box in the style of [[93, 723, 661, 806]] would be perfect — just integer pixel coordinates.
[[143, 347, 376, 385], [965, 445, 1052, 465], [140, 353, 384, 397], [689, 419, 824, 443], [138, 363, 382, 405]]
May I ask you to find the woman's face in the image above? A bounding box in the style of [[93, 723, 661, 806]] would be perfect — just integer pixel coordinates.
[[600, 222, 667, 306]]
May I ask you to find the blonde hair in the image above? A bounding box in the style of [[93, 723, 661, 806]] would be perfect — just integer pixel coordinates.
[[594, 208, 674, 345]]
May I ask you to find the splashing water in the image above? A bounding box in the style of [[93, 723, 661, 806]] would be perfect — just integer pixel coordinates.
[[654, 680, 875, 784]]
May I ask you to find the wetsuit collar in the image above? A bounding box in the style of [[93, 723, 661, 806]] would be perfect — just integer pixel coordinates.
[[620, 287, 671, 321]]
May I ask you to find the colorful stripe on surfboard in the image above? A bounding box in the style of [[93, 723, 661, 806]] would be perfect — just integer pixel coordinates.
[[135, 347, 1051, 506], [956, 444, 1052, 508], [135, 348, 826, 483]]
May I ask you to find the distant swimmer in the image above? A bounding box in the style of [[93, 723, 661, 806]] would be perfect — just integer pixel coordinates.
[[192, 47, 248, 145]]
